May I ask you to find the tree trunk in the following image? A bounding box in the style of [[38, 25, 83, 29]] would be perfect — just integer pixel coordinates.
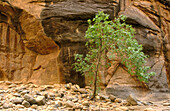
[[91, 38, 102, 100]]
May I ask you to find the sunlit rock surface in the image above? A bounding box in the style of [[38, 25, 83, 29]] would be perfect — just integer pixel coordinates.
[[0, 0, 169, 93]]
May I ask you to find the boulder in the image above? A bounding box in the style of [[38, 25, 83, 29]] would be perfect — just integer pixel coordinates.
[[12, 98, 24, 104], [126, 94, 138, 106], [35, 96, 46, 106], [22, 100, 30, 108], [24, 94, 36, 104]]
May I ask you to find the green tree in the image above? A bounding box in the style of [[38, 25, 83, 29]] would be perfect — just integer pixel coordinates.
[[73, 11, 155, 100]]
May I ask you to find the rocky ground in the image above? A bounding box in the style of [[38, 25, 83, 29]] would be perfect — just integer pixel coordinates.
[[0, 81, 169, 111]]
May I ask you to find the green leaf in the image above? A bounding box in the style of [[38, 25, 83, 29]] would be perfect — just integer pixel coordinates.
[[72, 11, 155, 95]]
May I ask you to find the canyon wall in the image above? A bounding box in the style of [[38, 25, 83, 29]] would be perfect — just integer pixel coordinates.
[[105, 0, 170, 97], [0, 0, 169, 93], [0, 3, 63, 85]]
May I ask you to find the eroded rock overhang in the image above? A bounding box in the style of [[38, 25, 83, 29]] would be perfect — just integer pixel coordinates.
[[0, 2, 63, 85]]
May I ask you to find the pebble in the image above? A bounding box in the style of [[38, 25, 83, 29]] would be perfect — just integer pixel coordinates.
[[73, 103, 82, 109], [127, 94, 138, 106], [71, 86, 79, 92], [6, 81, 12, 85], [65, 83, 72, 90], [144, 108, 156, 111], [22, 100, 30, 108], [72, 98, 79, 102], [41, 92, 48, 98], [82, 101, 89, 106], [54, 101, 62, 108], [0, 81, 5, 84], [162, 102, 170, 106], [109, 95, 116, 102], [78, 88, 88, 94], [65, 101, 74, 108], [8, 84, 16, 88], [3, 103, 13, 109], [30, 104, 37, 109], [119, 106, 128, 111], [12, 97, 24, 104], [0, 82, 166, 111], [99, 94, 109, 100], [13, 93, 21, 97], [21, 90, 30, 95], [115, 98, 122, 103], [15, 104, 24, 109]]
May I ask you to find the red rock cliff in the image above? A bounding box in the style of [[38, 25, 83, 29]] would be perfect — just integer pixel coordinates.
[[0, 0, 169, 93]]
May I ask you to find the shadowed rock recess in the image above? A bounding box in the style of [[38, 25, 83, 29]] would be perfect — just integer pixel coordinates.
[[0, 0, 169, 95]]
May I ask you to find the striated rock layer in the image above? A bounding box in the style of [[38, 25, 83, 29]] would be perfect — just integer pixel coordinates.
[[0, 2, 63, 85], [0, 0, 169, 94], [105, 0, 170, 96]]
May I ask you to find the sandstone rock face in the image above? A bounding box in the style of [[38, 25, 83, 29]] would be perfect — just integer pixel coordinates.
[[40, 0, 115, 87], [0, 0, 169, 93], [0, 2, 63, 85], [105, 0, 170, 96]]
